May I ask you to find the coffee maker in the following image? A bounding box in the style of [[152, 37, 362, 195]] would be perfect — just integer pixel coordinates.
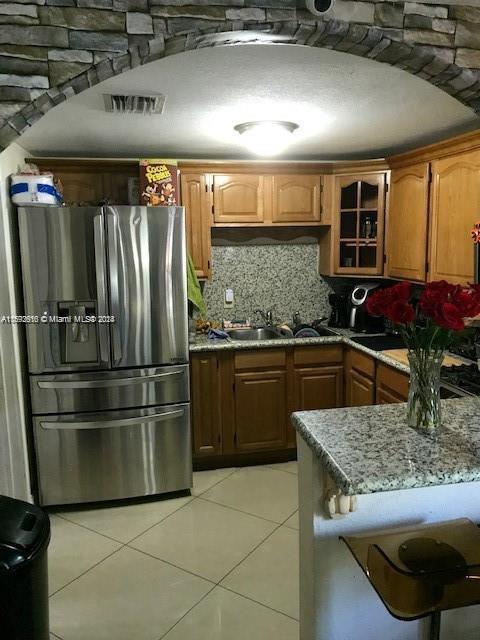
[[328, 293, 349, 328], [349, 283, 385, 333]]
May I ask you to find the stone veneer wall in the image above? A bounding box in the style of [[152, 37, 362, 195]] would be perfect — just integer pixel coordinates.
[[202, 243, 332, 323], [1, 0, 480, 151]]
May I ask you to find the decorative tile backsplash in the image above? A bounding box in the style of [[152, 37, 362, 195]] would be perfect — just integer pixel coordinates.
[[202, 244, 331, 325]]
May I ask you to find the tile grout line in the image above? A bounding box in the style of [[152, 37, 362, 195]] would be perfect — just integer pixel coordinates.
[[121, 496, 200, 544], [52, 468, 238, 546], [51, 464, 280, 546], [265, 464, 298, 476], [218, 584, 300, 623], [156, 582, 218, 640], [209, 506, 301, 619], [48, 543, 128, 598], [49, 467, 299, 636], [52, 513, 131, 545], [195, 495, 286, 526], [157, 518, 299, 640], [156, 511, 298, 640], [280, 506, 300, 526], [217, 521, 285, 585], [124, 497, 299, 588], [191, 467, 239, 497], [54, 493, 195, 547], [126, 521, 278, 586], [48, 469, 264, 602], [127, 502, 300, 615], [281, 506, 299, 530], [122, 544, 219, 585]]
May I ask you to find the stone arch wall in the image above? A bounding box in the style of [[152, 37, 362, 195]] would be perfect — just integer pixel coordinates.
[[1, 0, 480, 151]]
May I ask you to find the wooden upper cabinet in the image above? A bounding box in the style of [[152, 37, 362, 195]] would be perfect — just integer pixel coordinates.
[[180, 173, 211, 279], [386, 162, 430, 282], [213, 174, 264, 223], [272, 174, 321, 223], [51, 169, 105, 206], [429, 150, 480, 284], [333, 173, 386, 276], [35, 161, 139, 206]]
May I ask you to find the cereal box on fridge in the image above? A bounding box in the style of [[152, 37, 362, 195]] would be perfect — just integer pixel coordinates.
[[139, 159, 178, 206]]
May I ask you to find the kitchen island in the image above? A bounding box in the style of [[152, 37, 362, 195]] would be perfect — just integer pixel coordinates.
[[292, 398, 480, 640]]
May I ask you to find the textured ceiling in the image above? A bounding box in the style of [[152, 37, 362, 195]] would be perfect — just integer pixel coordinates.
[[18, 44, 480, 160]]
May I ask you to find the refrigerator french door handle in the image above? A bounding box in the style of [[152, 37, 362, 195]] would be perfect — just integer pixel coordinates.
[[36, 370, 182, 389], [40, 408, 184, 430], [94, 213, 110, 367], [164, 208, 177, 357], [106, 207, 123, 366]]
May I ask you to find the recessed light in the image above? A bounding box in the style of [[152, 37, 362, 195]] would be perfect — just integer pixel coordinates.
[[234, 120, 299, 157]]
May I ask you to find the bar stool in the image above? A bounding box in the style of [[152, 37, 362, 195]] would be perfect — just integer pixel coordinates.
[[341, 518, 480, 640]]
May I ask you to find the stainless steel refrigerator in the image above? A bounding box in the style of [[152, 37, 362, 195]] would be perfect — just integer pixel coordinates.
[[18, 205, 191, 506]]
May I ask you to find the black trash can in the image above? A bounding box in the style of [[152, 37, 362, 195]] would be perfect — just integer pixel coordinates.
[[0, 495, 50, 640]]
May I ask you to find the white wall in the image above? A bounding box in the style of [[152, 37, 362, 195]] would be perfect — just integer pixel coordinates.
[[0, 142, 33, 502]]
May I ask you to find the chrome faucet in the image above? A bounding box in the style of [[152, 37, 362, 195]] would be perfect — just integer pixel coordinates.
[[254, 307, 275, 327]]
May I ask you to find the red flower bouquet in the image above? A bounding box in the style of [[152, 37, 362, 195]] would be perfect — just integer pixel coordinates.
[[367, 280, 480, 431], [367, 280, 480, 350]]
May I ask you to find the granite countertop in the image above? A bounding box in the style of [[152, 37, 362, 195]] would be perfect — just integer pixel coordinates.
[[189, 329, 411, 375], [292, 397, 480, 495]]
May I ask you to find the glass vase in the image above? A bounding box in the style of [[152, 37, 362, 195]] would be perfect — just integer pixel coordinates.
[[407, 350, 443, 433]]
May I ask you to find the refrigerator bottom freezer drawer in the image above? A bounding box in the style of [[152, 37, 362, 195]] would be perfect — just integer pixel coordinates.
[[33, 403, 192, 506], [30, 364, 189, 415]]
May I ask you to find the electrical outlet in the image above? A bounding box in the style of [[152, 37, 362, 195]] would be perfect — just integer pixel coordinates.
[[224, 288, 234, 309]]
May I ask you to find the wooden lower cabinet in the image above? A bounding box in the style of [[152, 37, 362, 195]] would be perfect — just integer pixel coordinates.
[[294, 366, 343, 410], [234, 369, 287, 451], [191, 353, 222, 457], [348, 368, 375, 406], [190, 344, 344, 466], [190, 345, 410, 467], [345, 350, 409, 406], [344, 348, 376, 407], [376, 363, 409, 404]]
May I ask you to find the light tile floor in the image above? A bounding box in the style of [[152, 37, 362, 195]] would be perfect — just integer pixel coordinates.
[[48, 462, 299, 640]]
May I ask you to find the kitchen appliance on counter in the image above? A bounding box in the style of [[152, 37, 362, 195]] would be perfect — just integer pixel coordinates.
[[327, 293, 349, 328], [349, 283, 384, 333], [18, 205, 190, 506]]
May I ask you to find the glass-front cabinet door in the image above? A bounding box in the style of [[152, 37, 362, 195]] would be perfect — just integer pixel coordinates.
[[334, 173, 386, 275]]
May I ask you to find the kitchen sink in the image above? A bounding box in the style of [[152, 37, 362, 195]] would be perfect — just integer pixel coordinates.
[[311, 326, 337, 337], [350, 334, 405, 351], [292, 324, 337, 337], [225, 327, 286, 341]]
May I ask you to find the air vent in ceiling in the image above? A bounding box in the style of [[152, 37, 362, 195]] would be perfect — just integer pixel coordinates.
[[103, 93, 166, 115]]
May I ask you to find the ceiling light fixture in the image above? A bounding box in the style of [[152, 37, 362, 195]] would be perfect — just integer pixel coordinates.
[[234, 120, 299, 157]]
